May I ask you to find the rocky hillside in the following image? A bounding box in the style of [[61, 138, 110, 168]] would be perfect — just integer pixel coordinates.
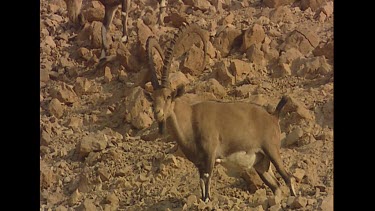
[[40, 0, 333, 210]]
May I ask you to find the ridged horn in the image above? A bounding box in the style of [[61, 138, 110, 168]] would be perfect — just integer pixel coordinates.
[[161, 22, 188, 88], [146, 36, 164, 90], [161, 22, 208, 88]]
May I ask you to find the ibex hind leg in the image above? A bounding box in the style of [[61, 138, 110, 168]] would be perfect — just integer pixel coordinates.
[[99, 5, 118, 61], [263, 146, 297, 196], [253, 154, 282, 197], [158, 0, 167, 26], [121, 0, 130, 43]]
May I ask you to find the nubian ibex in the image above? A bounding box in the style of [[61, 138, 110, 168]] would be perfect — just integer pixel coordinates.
[[146, 23, 297, 202], [64, 0, 167, 63]]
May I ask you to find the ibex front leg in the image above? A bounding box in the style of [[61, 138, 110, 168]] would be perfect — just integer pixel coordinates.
[[158, 0, 166, 26], [198, 148, 216, 202], [99, 5, 118, 61], [121, 0, 130, 43]]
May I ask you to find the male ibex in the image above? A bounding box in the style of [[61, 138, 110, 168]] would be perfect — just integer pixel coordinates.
[[64, 0, 167, 62], [146, 23, 297, 202]]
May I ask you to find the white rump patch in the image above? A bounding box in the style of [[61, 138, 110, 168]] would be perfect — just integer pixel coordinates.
[[219, 151, 259, 177]]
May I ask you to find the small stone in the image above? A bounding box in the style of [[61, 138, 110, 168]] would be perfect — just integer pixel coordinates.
[[51, 83, 78, 104], [64, 176, 71, 183], [78, 199, 97, 211], [300, 0, 327, 11], [104, 67, 113, 83], [106, 193, 119, 205], [124, 87, 154, 130], [40, 166, 56, 188], [90, 21, 107, 49], [235, 84, 257, 98], [269, 204, 282, 211], [83, 1, 105, 22], [241, 24, 265, 52], [181, 45, 205, 76], [211, 60, 235, 87], [291, 196, 307, 209], [194, 78, 227, 98], [316, 11, 327, 22], [213, 27, 242, 57], [307, 198, 317, 205], [246, 44, 266, 67], [293, 168, 306, 182], [77, 47, 91, 60], [268, 195, 281, 207], [169, 71, 190, 90], [138, 173, 149, 182], [320, 194, 333, 211], [40, 130, 51, 146], [68, 189, 81, 206], [40, 69, 50, 83], [118, 70, 128, 82], [55, 205, 68, 211], [286, 196, 295, 207], [48, 98, 64, 118], [263, 0, 297, 8], [78, 133, 108, 158], [67, 116, 83, 132], [220, 12, 234, 25], [186, 194, 197, 207], [321, 1, 333, 17], [269, 6, 294, 23], [230, 59, 252, 82], [283, 127, 304, 146], [74, 77, 92, 96], [60, 57, 74, 68], [45, 36, 56, 48], [98, 167, 111, 182]]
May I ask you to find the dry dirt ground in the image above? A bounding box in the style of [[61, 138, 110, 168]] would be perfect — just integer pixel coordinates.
[[40, 0, 333, 210]]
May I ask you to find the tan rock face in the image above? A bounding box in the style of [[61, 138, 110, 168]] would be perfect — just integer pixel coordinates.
[[210, 60, 235, 87], [181, 45, 205, 76], [49, 98, 64, 118], [241, 24, 265, 52], [40, 0, 333, 209], [213, 27, 242, 57], [124, 87, 154, 130]]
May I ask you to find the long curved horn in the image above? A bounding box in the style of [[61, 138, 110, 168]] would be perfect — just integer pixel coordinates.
[[161, 22, 208, 88], [146, 36, 164, 90]]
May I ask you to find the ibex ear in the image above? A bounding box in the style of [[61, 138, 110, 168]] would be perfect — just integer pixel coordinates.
[[143, 90, 153, 102], [172, 84, 185, 100]]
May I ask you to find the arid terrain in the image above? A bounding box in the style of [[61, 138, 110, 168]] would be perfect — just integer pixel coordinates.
[[40, 0, 333, 210]]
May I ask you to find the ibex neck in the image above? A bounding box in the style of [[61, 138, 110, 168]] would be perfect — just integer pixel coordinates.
[[167, 101, 196, 159]]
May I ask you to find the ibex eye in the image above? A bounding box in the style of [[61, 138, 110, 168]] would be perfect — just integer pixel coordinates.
[[166, 96, 171, 100]]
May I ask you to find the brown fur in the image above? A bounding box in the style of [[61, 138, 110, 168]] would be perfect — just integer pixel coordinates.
[[148, 22, 296, 201], [150, 87, 296, 201]]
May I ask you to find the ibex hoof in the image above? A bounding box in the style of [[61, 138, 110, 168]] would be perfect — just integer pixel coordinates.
[[121, 35, 128, 43], [204, 198, 210, 203], [290, 177, 297, 196]]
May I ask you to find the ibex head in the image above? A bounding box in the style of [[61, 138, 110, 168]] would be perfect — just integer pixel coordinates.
[[147, 86, 185, 134], [145, 30, 185, 134]]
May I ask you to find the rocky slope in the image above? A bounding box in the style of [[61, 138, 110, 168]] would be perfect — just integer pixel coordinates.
[[40, 0, 333, 210]]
